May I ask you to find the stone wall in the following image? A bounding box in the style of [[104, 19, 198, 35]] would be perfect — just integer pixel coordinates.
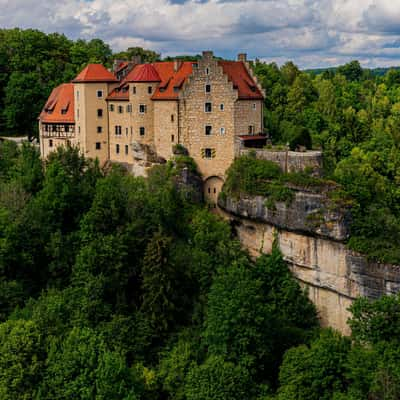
[[220, 193, 400, 335], [240, 148, 323, 176]]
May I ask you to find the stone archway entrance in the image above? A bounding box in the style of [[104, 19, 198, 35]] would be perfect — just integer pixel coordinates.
[[204, 176, 224, 208]]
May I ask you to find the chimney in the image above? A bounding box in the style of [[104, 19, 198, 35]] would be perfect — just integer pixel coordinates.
[[131, 55, 142, 65], [112, 59, 125, 72], [202, 50, 214, 60], [174, 59, 183, 72], [237, 53, 247, 62]]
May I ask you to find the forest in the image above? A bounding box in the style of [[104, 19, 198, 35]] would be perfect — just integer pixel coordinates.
[[0, 28, 400, 399]]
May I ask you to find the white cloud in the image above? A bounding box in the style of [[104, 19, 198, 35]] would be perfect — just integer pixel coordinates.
[[1, 0, 400, 68]]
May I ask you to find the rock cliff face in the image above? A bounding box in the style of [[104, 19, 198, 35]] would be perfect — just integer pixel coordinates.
[[219, 192, 400, 335]]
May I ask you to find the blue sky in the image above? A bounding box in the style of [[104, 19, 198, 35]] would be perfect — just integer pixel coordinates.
[[1, 0, 400, 68]]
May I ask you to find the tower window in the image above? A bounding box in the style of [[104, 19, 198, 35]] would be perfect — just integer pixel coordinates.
[[205, 67, 209, 75], [205, 125, 212, 135], [127, 104, 132, 113], [204, 148, 213, 159], [252, 103, 257, 110], [97, 109, 103, 117], [49, 139, 53, 147], [109, 104, 114, 112], [205, 84, 211, 93], [248, 125, 254, 134], [171, 114, 174, 122], [171, 134, 175, 142], [97, 90, 103, 98], [97, 126, 102, 133], [132, 86, 136, 94], [139, 104, 147, 114], [95, 142, 101, 150], [220, 103, 224, 111], [148, 86, 152, 94], [140, 127, 145, 136], [204, 102, 212, 113], [116, 144, 120, 154], [118, 105, 123, 114], [125, 145, 129, 155], [220, 127, 225, 135]]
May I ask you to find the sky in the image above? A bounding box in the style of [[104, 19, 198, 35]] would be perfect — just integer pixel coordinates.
[[1, 0, 400, 69]]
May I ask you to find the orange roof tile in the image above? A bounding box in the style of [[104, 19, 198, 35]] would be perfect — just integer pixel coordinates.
[[106, 83, 130, 101], [152, 62, 194, 100], [73, 64, 118, 83], [40, 83, 75, 124], [218, 61, 264, 100], [125, 64, 161, 82]]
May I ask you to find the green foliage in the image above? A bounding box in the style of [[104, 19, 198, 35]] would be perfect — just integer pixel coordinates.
[[185, 355, 253, 400]]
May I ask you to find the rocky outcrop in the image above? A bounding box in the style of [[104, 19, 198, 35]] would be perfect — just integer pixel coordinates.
[[173, 166, 203, 204], [219, 192, 400, 335]]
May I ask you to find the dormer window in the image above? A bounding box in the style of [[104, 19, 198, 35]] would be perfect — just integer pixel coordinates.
[[122, 86, 128, 93]]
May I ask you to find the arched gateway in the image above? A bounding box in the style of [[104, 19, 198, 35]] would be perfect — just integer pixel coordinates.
[[203, 176, 224, 208]]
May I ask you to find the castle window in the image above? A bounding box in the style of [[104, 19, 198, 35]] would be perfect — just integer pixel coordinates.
[[77, 109, 79, 119], [205, 84, 211, 93], [61, 109, 67, 115], [116, 144, 120, 154], [118, 105, 123, 114], [78, 126, 81, 134], [127, 104, 132, 113], [52, 125, 57, 132], [204, 148, 213, 159], [49, 139, 53, 147], [205, 102, 212, 113], [248, 125, 254, 134], [97, 90, 103, 98], [214, 188, 216, 193], [171, 134, 174, 142], [132, 86, 136, 94], [95, 142, 101, 150], [44, 124, 48, 132], [76, 91, 79, 100], [139, 104, 147, 114], [205, 125, 212, 135], [148, 86, 152, 94], [220, 127, 225, 135], [97, 109, 103, 117], [205, 67, 209, 75], [252, 103, 256, 110], [65, 125, 69, 132], [126, 127, 128, 136], [220, 103, 224, 111], [110, 104, 114, 112], [115, 126, 122, 135], [125, 145, 129, 155], [97, 126, 102, 133], [171, 114, 174, 122], [122, 86, 128, 93], [140, 127, 145, 136]]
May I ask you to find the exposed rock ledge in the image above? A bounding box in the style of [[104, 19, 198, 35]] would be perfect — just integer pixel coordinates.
[[219, 193, 400, 335]]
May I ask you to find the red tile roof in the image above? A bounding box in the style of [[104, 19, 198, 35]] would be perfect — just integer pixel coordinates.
[[40, 83, 75, 124], [218, 61, 264, 100], [152, 62, 194, 100], [106, 83, 130, 101], [125, 64, 161, 82], [73, 64, 118, 83]]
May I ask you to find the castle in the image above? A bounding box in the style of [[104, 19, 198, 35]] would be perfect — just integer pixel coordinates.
[[39, 51, 265, 204]]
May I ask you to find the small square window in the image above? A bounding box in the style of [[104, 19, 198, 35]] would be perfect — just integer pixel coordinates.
[[205, 125, 212, 135], [95, 142, 101, 150], [205, 102, 212, 113], [171, 134, 175, 142], [220, 127, 225, 135], [49, 139, 53, 147], [204, 148, 212, 158], [116, 144, 120, 154], [97, 90, 103, 98], [109, 104, 114, 112], [97, 126, 102, 133], [148, 86, 152, 94], [205, 84, 211, 93], [118, 106, 123, 114], [139, 104, 147, 114], [125, 145, 129, 155], [97, 109, 103, 117], [220, 103, 224, 111], [140, 127, 145, 136]]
